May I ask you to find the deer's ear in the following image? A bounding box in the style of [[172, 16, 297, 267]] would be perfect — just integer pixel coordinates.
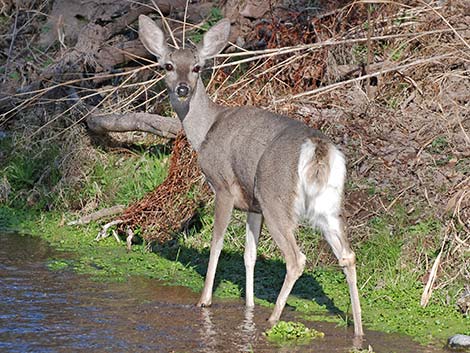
[[198, 18, 231, 62], [139, 15, 169, 60]]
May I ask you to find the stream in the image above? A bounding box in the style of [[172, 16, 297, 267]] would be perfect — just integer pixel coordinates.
[[0, 232, 449, 352]]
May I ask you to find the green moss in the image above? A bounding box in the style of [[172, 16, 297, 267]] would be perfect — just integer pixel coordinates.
[[264, 321, 324, 345], [47, 259, 71, 271], [214, 279, 242, 298]]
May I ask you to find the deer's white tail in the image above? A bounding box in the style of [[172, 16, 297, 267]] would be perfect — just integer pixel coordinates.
[[294, 138, 346, 225]]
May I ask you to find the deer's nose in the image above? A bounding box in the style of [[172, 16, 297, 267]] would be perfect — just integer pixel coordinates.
[[176, 84, 189, 97]]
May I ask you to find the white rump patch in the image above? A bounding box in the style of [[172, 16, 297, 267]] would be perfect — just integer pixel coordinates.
[[294, 139, 346, 227]]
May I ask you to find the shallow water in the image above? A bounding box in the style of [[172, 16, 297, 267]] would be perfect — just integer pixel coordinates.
[[0, 232, 448, 352]]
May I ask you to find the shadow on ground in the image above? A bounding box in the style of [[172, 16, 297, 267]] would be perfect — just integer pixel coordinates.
[[153, 239, 346, 321]]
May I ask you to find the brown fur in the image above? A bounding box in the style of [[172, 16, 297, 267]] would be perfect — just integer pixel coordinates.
[[306, 138, 330, 187]]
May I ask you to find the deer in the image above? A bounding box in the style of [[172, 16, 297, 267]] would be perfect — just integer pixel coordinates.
[[138, 15, 364, 338]]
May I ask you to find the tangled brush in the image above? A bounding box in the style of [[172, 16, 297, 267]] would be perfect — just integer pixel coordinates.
[[119, 132, 209, 243]]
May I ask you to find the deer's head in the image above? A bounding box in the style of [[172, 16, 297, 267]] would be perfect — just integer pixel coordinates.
[[139, 15, 230, 108]]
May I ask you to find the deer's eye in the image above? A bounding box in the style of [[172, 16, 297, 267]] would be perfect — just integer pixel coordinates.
[[164, 63, 174, 71], [192, 65, 201, 73]]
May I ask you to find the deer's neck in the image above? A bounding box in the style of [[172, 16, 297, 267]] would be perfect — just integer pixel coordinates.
[[171, 78, 219, 152]]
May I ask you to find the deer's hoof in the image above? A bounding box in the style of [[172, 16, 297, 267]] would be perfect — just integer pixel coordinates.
[[267, 317, 278, 327], [196, 301, 212, 308]]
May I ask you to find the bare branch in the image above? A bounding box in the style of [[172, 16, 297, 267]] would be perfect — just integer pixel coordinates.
[[68, 204, 126, 226]]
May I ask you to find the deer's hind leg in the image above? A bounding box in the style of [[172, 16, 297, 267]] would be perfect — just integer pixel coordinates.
[[315, 210, 363, 337], [253, 140, 306, 324], [257, 204, 305, 325]]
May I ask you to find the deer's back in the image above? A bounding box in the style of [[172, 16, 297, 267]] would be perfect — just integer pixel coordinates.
[[198, 106, 328, 212]]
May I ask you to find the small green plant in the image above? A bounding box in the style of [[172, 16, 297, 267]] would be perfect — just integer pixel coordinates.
[[215, 279, 241, 298], [264, 321, 324, 344], [41, 24, 51, 34], [8, 71, 20, 81], [393, 16, 409, 26], [428, 136, 448, 154], [47, 259, 70, 271], [41, 58, 55, 68], [388, 97, 398, 109], [456, 158, 470, 174], [390, 43, 407, 61], [189, 7, 223, 43], [0, 14, 10, 26], [352, 44, 368, 64]]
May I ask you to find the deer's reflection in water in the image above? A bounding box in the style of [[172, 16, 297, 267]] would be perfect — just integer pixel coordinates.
[[200, 308, 217, 353], [199, 307, 258, 353], [237, 307, 257, 352]]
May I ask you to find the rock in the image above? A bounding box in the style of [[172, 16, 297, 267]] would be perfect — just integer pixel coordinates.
[[448, 334, 470, 350], [240, 0, 270, 19]]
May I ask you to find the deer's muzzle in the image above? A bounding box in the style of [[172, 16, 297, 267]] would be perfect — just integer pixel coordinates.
[[176, 84, 190, 100]]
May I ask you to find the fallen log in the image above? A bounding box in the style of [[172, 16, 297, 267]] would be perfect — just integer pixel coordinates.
[[87, 112, 181, 138]]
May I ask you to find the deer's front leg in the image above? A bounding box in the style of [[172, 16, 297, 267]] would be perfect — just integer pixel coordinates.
[[197, 191, 234, 307], [244, 212, 262, 307]]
